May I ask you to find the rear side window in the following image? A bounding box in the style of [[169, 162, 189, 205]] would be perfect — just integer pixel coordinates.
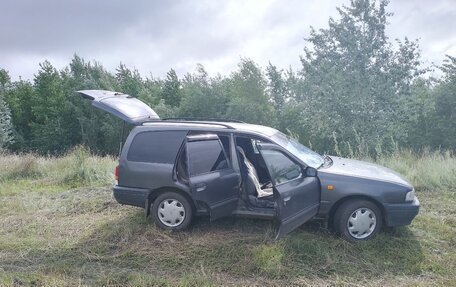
[[127, 131, 186, 163], [188, 140, 229, 176]]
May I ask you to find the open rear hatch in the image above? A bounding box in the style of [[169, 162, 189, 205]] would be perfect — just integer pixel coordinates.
[[77, 90, 160, 125]]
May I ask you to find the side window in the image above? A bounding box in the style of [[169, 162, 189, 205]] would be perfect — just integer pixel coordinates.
[[261, 149, 302, 185], [127, 131, 186, 163], [188, 140, 229, 176]]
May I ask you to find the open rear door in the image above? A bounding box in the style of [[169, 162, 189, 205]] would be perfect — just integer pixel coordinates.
[[77, 90, 159, 125], [257, 143, 320, 239], [186, 134, 241, 220]]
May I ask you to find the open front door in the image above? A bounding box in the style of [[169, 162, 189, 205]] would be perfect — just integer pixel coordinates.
[[77, 90, 159, 125], [257, 143, 321, 239]]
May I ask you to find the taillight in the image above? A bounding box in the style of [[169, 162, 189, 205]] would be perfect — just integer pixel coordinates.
[[115, 165, 119, 185]]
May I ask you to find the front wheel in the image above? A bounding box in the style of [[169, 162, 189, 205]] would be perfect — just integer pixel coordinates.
[[152, 192, 193, 231], [333, 199, 382, 242]]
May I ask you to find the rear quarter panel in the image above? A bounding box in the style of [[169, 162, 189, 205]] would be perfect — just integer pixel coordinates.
[[119, 127, 188, 190]]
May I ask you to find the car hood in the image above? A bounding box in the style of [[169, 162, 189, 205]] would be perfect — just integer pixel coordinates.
[[320, 156, 412, 188]]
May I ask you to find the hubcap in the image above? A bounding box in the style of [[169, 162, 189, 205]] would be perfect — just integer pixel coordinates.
[[347, 207, 377, 239], [157, 199, 186, 227]]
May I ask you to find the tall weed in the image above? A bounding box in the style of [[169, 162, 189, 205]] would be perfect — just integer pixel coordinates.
[[1, 147, 453, 192], [0, 147, 116, 187], [0, 152, 41, 180], [60, 146, 116, 186], [376, 149, 456, 192]]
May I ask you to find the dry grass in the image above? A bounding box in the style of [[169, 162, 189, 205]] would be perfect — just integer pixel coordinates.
[[0, 149, 455, 286], [376, 150, 456, 192], [0, 146, 116, 187]]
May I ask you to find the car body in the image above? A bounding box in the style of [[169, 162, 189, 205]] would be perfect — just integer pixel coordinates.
[[77, 90, 420, 241]]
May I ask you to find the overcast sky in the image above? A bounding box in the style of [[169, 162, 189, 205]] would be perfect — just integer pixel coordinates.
[[1, 0, 455, 81]]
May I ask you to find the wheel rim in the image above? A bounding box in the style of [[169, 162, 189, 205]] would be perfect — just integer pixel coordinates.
[[157, 199, 186, 227], [347, 207, 377, 239]]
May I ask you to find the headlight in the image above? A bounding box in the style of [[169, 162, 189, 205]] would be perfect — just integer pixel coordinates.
[[405, 189, 415, 202]]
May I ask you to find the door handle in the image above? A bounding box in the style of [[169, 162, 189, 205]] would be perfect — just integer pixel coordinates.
[[283, 196, 291, 205], [195, 183, 207, 192]]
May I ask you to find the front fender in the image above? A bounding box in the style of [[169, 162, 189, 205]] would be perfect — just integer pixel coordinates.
[[317, 172, 410, 216]]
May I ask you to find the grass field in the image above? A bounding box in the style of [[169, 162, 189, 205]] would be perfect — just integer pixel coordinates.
[[0, 147, 455, 286]]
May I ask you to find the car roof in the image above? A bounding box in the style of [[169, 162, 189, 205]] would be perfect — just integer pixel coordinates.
[[222, 122, 279, 136], [141, 120, 279, 137]]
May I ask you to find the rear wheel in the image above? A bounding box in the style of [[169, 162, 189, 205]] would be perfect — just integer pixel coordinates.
[[333, 199, 382, 242], [152, 192, 193, 231]]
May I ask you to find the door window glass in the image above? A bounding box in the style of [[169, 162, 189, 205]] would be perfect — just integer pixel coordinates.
[[188, 140, 229, 176], [261, 149, 302, 185]]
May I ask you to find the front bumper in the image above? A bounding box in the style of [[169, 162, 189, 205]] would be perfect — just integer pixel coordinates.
[[384, 196, 420, 227]]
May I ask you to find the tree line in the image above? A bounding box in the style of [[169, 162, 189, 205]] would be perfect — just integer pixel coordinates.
[[0, 0, 455, 157]]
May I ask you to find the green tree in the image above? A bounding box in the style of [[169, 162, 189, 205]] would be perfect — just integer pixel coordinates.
[[297, 0, 423, 155], [0, 96, 13, 149], [161, 69, 182, 107], [225, 59, 276, 125], [266, 63, 287, 112], [432, 55, 456, 149], [3, 79, 34, 150], [0, 69, 10, 89], [64, 55, 123, 154], [115, 63, 143, 96], [179, 64, 230, 119], [0, 69, 13, 148], [29, 61, 74, 152]]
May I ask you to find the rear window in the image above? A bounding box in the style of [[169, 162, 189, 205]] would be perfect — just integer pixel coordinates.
[[188, 140, 229, 176], [127, 131, 186, 163]]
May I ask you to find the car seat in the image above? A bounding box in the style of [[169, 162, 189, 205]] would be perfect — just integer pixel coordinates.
[[236, 146, 274, 208]]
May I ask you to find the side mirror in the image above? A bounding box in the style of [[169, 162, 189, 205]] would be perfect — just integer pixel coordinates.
[[305, 167, 318, 177]]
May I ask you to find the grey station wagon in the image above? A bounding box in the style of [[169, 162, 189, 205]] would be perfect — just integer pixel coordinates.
[[78, 90, 420, 241]]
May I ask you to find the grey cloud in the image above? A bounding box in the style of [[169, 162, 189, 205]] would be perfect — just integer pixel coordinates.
[[0, 0, 455, 81], [388, 0, 456, 65], [1, 0, 185, 54]]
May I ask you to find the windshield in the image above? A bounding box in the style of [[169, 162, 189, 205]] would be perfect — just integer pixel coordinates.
[[271, 132, 325, 168]]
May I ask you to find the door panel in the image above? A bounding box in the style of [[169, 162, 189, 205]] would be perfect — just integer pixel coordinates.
[[274, 177, 320, 239], [190, 169, 240, 220], [257, 144, 321, 239], [187, 137, 241, 220]]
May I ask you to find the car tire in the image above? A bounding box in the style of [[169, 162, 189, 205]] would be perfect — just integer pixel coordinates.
[[333, 199, 382, 242], [152, 192, 193, 231]]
